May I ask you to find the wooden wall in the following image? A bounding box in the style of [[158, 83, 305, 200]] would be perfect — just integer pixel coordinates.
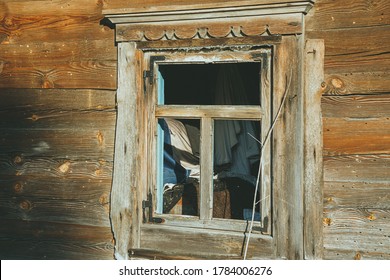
[[0, 0, 117, 259], [306, 0, 390, 259], [0, 0, 389, 259]]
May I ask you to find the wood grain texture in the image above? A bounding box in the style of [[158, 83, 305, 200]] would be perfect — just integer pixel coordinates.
[[303, 39, 324, 259], [306, 26, 390, 74], [323, 117, 390, 156], [324, 181, 390, 209], [0, 0, 112, 44], [140, 223, 275, 259], [0, 219, 114, 260], [323, 208, 390, 259], [272, 35, 304, 259], [322, 94, 390, 118], [324, 154, 390, 183], [110, 42, 141, 260], [0, 89, 115, 111], [306, 0, 390, 30], [322, 72, 390, 95]]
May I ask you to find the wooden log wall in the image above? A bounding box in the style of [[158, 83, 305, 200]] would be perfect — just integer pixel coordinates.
[[306, 0, 390, 259], [0, 0, 117, 259], [0, 0, 389, 259]]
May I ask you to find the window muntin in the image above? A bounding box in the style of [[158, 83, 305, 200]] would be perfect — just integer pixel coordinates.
[[148, 49, 272, 233]]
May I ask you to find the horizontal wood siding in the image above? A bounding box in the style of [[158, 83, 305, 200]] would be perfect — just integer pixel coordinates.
[[0, 88, 116, 259], [0, 0, 117, 89], [306, 0, 390, 259], [0, 219, 114, 260]]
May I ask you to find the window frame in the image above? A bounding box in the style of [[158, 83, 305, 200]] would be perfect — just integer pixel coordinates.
[[144, 48, 272, 234], [105, 0, 324, 260]]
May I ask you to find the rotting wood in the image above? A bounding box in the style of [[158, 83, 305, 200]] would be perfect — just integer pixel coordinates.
[[303, 39, 324, 260]]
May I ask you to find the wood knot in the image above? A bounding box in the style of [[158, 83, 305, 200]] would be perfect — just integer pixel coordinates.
[[367, 213, 376, 221], [323, 217, 332, 226], [30, 114, 39, 121], [14, 183, 23, 193], [331, 77, 344, 89], [323, 76, 347, 95], [354, 252, 362, 260], [13, 155, 23, 164], [58, 161, 71, 174], [97, 131, 104, 145], [19, 200, 32, 211], [3, 16, 19, 30]]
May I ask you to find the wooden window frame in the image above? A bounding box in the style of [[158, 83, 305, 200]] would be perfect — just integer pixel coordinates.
[[145, 48, 271, 235], [104, 0, 324, 260]]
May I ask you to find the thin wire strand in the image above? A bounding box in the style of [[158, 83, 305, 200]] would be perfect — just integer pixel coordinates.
[[243, 72, 292, 260]]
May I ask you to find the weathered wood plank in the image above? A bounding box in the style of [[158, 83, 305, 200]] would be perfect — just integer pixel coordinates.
[[306, 26, 390, 73], [0, 130, 114, 160], [110, 42, 141, 260], [306, 0, 390, 31], [324, 181, 390, 209], [1, 0, 104, 16], [0, 59, 116, 89], [324, 248, 390, 260], [115, 14, 302, 41], [0, 1, 113, 44], [0, 40, 116, 67], [323, 117, 390, 156], [156, 105, 262, 120], [323, 208, 390, 259], [322, 95, 390, 118], [200, 117, 213, 220], [140, 224, 274, 259], [322, 72, 390, 95], [0, 157, 113, 180], [0, 89, 116, 111], [324, 154, 390, 183], [0, 193, 111, 227], [303, 39, 324, 259], [104, 0, 313, 14], [0, 19, 113, 45], [0, 219, 114, 260], [0, 109, 116, 130], [272, 35, 303, 259]]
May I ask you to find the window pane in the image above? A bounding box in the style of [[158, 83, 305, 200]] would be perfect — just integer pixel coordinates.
[[156, 118, 200, 216], [213, 119, 261, 221], [159, 63, 261, 105]]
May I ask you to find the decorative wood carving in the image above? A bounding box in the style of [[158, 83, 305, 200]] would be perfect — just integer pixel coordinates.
[[104, 0, 314, 42]]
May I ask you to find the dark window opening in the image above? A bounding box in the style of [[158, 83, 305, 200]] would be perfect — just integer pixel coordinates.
[[157, 63, 262, 221]]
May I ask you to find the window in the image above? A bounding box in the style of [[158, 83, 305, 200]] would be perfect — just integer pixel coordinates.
[[144, 49, 272, 236], [105, 0, 324, 260]]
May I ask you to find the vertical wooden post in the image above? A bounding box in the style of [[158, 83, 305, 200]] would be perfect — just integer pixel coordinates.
[[110, 42, 140, 260], [200, 117, 214, 220], [303, 39, 324, 259]]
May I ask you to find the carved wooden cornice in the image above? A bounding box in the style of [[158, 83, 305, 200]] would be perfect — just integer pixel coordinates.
[[103, 1, 314, 42]]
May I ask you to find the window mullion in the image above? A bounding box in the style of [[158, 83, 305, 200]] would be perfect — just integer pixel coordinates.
[[199, 117, 214, 221]]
